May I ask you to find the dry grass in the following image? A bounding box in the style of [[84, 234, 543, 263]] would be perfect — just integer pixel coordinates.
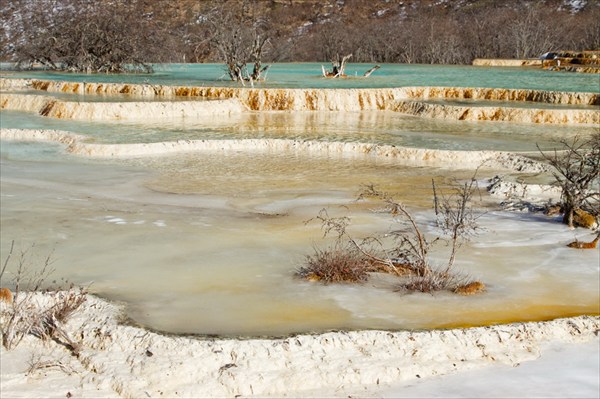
[[301, 179, 484, 295], [398, 270, 484, 295], [454, 281, 486, 295], [296, 244, 372, 284], [0, 241, 87, 351]]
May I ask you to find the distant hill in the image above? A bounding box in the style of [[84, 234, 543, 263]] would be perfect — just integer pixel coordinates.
[[1, 0, 598, 65]]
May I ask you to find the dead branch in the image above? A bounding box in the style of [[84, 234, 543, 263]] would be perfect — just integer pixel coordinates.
[[537, 133, 600, 228]]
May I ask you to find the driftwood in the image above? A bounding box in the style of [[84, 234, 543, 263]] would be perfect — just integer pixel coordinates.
[[322, 54, 380, 78], [363, 65, 381, 77], [322, 53, 352, 77]]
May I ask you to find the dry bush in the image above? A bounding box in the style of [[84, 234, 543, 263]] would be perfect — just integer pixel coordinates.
[[538, 133, 600, 228], [0, 241, 86, 351], [296, 243, 371, 284], [300, 179, 485, 295]]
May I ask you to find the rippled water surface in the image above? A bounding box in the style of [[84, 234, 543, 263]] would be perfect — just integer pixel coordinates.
[[1, 64, 598, 336]]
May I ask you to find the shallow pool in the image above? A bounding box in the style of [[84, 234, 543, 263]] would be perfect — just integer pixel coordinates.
[[1, 64, 598, 337]]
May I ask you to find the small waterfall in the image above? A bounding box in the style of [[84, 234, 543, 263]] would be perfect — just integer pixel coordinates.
[[2, 78, 598, 111], [393, 100, 600, 124], [1, 93, 246, 120]]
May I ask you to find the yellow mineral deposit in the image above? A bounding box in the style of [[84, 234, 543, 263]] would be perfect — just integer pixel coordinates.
[[0, 287, 13, 305], [1, 87, 598, 125], [392, 100, 599, 124], [1, 78, 598, 113], [573, 209, 599, 229], [453, 281, 486, 295], [0, 93, 246, 120], [567, 235, 600, 249]]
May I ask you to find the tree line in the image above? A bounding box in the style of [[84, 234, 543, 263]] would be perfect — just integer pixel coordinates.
[[1, 0, 598, 73]]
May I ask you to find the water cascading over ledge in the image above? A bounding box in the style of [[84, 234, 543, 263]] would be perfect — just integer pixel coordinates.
[[0, 94, 246, 120], [1, 78, 598, 111], [392, 100, 600, 124]]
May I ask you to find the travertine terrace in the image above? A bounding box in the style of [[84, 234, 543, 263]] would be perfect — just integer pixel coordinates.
[[1, 78, 598, 124]]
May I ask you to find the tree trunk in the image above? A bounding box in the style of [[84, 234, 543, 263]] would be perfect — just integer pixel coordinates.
[[323, 53, 352, 78], [363, 65, 380, 77]]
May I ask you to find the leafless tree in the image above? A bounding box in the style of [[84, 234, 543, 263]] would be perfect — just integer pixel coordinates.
[[205, 0, 271, 83], [3, 0, 171, 73], [538, 134, 600, 228]]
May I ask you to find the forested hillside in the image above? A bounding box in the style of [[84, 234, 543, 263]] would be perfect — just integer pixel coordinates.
[[1, 0, 598, 70]]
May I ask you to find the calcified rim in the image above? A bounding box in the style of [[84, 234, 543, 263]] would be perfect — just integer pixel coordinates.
[[0, 128, 548, 173], [6, 292, 598, 397], [2, 91, 598, 125], [1, 78, 598, 108]]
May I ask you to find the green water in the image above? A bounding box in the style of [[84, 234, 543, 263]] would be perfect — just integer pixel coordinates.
[[1, 109, 594, 151], [3, 63, 599, 92]]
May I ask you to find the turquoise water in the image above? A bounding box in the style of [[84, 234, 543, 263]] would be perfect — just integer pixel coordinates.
[[3, 63, 599, 92], [1, 109, 593, 151]]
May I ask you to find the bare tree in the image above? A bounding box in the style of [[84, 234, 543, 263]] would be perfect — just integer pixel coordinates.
[[4, 0, 171, 73], [206, 0, 271, 83], [322, 53, 352, 77], [538, 134, 600, 228]]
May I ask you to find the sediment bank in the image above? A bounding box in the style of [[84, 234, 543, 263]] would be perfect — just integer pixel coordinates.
[[393, 100, 599, 124], [1, 292, 598, 398]]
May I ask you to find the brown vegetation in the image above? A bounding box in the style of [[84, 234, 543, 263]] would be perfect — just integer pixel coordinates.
[[0, 288, 13, 305], [538, 134, 600, 229], [567, 234, 600, 249], [0, 241, 86, 351], [297, 243, 372, 283], [1, 0, 598, 68], [454, 281, 486, 296], [298, 180, 485, 295]]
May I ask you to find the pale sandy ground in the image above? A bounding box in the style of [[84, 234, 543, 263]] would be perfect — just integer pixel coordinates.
[[378, 338, 600, 398], [1, 293, 598, 398]]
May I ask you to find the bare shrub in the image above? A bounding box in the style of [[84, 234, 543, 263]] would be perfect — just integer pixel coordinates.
[[300, 179, 484, 294], [296, 243, 371, 284], [0, 241, 86, 351], [537, 133, 600, 228], [432, 179, 481, 274]]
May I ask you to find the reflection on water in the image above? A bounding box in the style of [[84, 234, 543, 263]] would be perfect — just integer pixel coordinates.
[[1, 109, 595, 151], [1, 64, 598, 336]]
